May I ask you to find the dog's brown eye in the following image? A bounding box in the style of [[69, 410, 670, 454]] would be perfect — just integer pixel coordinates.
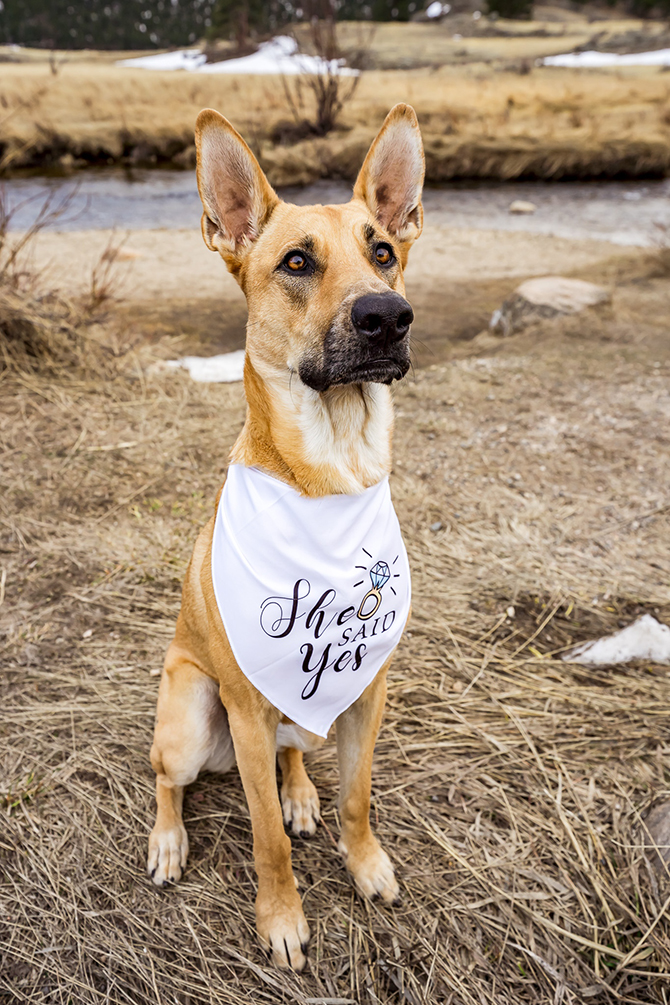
[[279, 248, 314, 276], [375, 244, 394, 267]]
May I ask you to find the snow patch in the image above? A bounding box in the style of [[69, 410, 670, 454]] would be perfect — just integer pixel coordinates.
[[117, 36, 357, 76], [562, 614, 670, 665], [116, 48, 206, 71], [162, 350, 245, 383], [426, 2, 451, 16], [545, 48, 670, 69]]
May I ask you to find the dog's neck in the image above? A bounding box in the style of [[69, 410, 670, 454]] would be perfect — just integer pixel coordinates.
[[230, 354, 394, 497]]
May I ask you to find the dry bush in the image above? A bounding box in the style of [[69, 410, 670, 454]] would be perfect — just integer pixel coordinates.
[[0, 190, 135, 378], [652, 221, 670, 275], [280, 9, 369, 138]]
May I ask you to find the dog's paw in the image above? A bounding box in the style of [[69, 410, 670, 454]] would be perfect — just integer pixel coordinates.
[[147, 823, 188, 886], [281, 777, 320, 839], [338, 836, 399, 904], [257, 894, 310, 971]]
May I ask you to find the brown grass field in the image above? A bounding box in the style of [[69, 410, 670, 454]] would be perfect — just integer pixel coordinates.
[[4, 15, 670, 183], [1, 184, 670, 1002]]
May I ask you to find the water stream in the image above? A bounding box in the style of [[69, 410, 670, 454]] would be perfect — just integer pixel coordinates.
[[4, 169, 670, 246]]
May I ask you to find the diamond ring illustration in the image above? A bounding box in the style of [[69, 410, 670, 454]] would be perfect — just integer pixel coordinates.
[[357, 561, 390, 620]]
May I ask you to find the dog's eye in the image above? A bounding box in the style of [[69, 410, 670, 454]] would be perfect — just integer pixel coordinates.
[[374, 244, 395, 267], [283, 251, 310, 273]]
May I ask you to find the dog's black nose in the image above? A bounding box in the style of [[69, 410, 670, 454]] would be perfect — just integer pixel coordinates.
[[351, 292, 414, 347]]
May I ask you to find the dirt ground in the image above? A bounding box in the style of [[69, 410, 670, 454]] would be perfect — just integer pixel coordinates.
[[25, 223, 638, 363], [2, 196, 670, 1003]]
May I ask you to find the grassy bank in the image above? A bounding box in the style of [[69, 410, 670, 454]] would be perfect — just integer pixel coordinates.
[[3, 20, 670, 184]]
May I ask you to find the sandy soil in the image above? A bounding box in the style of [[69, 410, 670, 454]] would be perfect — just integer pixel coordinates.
[[26, 223, 639, 363]]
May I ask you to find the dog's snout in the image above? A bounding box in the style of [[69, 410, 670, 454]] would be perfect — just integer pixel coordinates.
[[351, 292, 414, 346]]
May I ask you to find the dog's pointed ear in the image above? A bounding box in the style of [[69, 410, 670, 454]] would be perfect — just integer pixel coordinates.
[[353, 103, 424, 250], [195, 108, 279, 266]]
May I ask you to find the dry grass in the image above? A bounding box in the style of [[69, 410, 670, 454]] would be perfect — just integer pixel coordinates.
[[0, 189, 140, 379], [2, 256, 670, 1002], [3, 22, 670, 182]]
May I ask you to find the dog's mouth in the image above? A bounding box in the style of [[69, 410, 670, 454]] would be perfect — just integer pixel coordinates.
[[345, 358, 408, 385], [299, 339, 411, 393]]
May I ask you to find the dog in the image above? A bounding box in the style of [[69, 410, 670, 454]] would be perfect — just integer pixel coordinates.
[[147, 103, 425, 971]]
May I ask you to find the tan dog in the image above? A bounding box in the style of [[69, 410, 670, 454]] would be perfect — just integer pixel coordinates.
[[147, 103, 424, 971]]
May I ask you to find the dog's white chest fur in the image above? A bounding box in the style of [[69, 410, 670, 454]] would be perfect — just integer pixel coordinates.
[[211, 464, 411, 737]]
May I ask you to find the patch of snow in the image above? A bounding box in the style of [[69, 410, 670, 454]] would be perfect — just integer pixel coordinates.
[[562, 614, 670, 665], [163, 350, 245, 383], [117, 36, 357, 76], [116, 48, 206, 71], [545, 48, 670, 68]]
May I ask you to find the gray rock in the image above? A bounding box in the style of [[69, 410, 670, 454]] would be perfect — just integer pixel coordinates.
[[490, 276, 611, 337], [509, 199, 537, 214]]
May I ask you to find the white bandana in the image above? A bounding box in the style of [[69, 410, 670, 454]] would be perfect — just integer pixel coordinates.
[[211, 464, 411, 737]]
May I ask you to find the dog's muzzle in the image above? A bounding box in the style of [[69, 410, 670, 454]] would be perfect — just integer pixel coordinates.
[[299, 291, 413, 392]]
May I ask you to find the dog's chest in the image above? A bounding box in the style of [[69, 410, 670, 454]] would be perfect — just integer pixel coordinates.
[[211, 464, 411, 737]]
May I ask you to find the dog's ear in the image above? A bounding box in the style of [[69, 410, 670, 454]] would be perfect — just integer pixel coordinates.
[[195, 108, 279, 267], [353, 103, 424, 250]]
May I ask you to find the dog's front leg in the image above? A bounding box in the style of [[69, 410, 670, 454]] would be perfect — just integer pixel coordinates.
[[336, 663, 400, 904], [227, 701, 310, 971]]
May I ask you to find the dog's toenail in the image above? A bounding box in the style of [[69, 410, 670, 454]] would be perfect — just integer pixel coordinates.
[[392, 896, 402, 906], [301, 941, 309, 954], [150, 867, 157, 878], [283, 938, 292, 968], [300, 830, 310, 839]]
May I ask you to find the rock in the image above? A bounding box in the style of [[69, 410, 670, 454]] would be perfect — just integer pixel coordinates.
[[642, 801, 670, 875], [509, 199, 537, 214], [490, 276, 611, 337]]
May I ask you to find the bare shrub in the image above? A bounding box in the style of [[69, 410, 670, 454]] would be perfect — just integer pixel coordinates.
[[0, 188, 129, 377], [86, 233, 130, 313], [0, 185, 75, 289], [282, 2, 368, 138], [652, 220, 670, 274]]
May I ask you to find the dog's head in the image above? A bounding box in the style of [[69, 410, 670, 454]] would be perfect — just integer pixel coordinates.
[[195, 104, 424, 393]]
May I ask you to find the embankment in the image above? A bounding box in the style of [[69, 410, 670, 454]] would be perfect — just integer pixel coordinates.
[[3, 57, 670, 183]]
